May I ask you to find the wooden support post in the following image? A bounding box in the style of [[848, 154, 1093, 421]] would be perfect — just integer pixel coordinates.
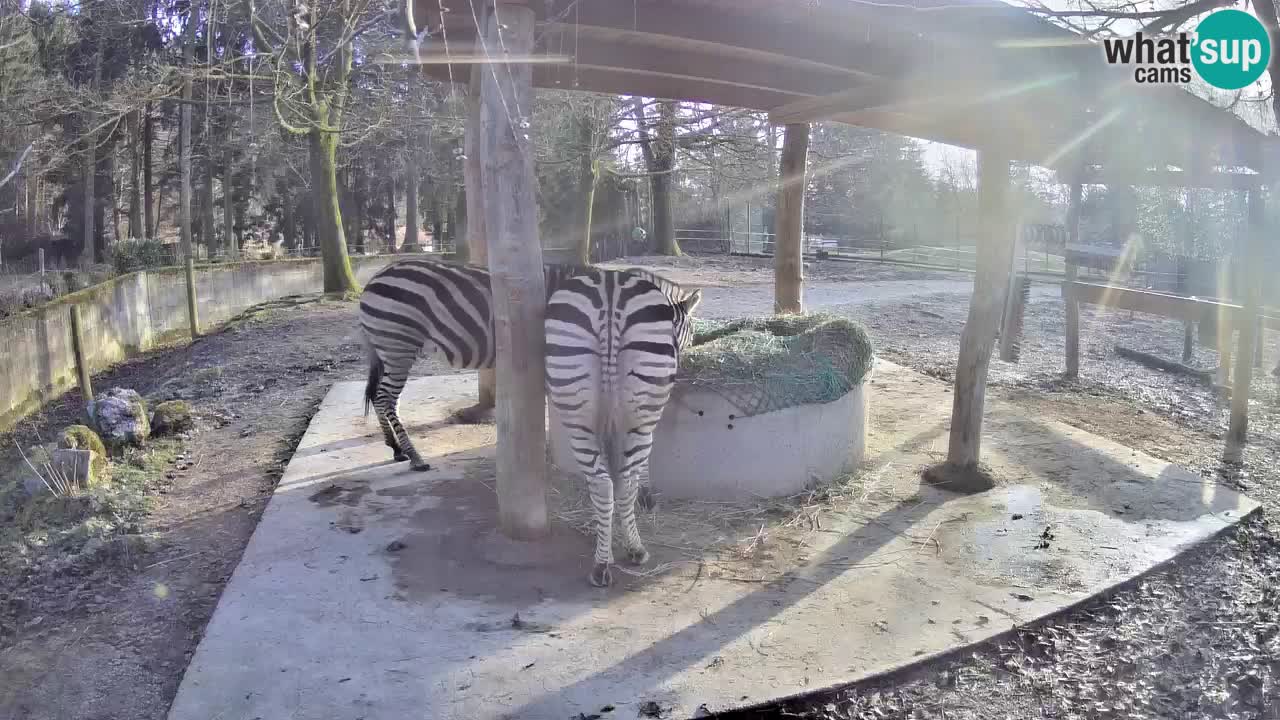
[[999, 221, 1026, 361], [1254, 316, 1264, 369], [463, 26, 496, 412], [773, 122, 809, 314], [69, 305, 94, 409], [1217, 319, 1233, 386], [945, 149, 1014, 468], [1063, 179, 1083, 378], [184, 257, 200, 338], [480, 2, 548, 540], [1224, 188, 1265, 463]]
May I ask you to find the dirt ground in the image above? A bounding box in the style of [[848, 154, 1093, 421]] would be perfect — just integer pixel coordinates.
[[1, 254, 1277, 720]]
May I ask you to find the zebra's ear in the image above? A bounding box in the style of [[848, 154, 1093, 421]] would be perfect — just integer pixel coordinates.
[[679, 289, 703, 315]]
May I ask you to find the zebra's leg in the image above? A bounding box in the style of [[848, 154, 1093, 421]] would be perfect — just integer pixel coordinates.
[[557, 419, 616, 586], [375, 409, 408, 462], [585, 463, 616, 587], [615, 468, 649, 566], [635, 457, 656, 511], [374, 358, 431, 472]]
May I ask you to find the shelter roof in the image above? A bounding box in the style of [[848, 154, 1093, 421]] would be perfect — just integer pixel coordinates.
[[416, 0, 1277, 177]]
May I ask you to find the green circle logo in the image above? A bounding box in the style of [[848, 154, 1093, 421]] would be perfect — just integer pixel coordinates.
[[1192, 9, 1271, 90]]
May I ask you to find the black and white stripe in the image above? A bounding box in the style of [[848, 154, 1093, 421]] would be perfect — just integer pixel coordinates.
[[544, 268, 702, 587], [358, 257, 591, 471]]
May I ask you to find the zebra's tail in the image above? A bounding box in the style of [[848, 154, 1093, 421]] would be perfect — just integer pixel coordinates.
[[364, 342, 383, 419]]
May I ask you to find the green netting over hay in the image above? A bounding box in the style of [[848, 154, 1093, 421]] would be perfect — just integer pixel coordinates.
[[677, 313, 875, 418]]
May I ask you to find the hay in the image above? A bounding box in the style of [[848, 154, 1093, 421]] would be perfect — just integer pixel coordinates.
[[679, 312, 874, 417]]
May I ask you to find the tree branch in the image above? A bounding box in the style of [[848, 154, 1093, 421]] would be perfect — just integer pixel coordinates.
[[0, 142, 34, 191]]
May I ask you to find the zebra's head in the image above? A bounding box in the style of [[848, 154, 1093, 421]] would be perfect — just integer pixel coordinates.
[[672, 288, 703, 354]]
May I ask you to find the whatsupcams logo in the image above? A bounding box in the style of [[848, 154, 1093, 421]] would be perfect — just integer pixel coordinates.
[[1101, 8, 1271, 90]]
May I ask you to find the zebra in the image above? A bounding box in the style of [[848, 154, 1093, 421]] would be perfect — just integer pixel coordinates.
[[358, 258, 688, 500], [544, 268, 702, 587]]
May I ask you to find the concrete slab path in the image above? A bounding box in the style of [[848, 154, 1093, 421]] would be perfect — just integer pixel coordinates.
[[167, 363, 1258, 720]]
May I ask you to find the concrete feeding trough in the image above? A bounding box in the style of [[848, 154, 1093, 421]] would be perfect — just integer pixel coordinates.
[[549, 313, 874, 501]]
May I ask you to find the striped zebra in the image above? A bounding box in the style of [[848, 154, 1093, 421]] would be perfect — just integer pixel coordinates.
[[359, 257, 588, 469], [544, 268, 702, 587], [358, 258, 688, 504]]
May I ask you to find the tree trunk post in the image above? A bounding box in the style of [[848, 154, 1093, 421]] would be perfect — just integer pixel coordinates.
[[144, 103, 155, 241], [128, 110, 143, 240], [403, 150, 419, 252], [385, 175, 397, 251], [773, 122, 809, 314], [946, 149, 1014, 468], [309, 129, 360, 294], [223, 149, 236, 257], [1063, 178, 1082, 378], [480, 1, 548, 540], [580, 159, 600, 265], [82, 139, 96, 266], [464, 39, 496, 411], [1224, 187, 1265, 463]]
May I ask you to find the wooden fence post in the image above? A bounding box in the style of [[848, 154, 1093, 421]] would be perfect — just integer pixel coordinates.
[[185, 257, 200, 338], [480, 1, 548, 540], [1063, 178, 1083, 378], [1224, 187, 1265, 463], [69, 305, 94, 410]]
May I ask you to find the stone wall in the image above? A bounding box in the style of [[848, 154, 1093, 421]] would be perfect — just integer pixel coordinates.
[[0, 255, 416, 431]]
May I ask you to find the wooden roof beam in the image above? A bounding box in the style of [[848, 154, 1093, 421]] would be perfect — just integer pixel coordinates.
[[433, 0, 923, 82], [416, 62, 806, 111], [769, 79, 991, 125], [1077, 167, 1267, 190], [540, 30, 854, 100]]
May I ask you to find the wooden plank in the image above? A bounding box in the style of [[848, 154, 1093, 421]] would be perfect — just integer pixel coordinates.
[[1225, 187, 1265, 463], [1062, 281, 1280, 331], [479, 2, 549, 540], [773, 122, 808, 314], [1064, 180, 1082, 378], [947, 149, 1014, 467]]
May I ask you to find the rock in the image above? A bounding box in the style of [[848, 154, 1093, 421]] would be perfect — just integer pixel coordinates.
[[91, 388, 150, 449], [57, 425, 109, 481], [151, 400, 194, 436]]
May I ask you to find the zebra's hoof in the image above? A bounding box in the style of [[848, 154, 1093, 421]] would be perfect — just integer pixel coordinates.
[[393, 452, 409, 462], [410, 461, 432, 472], [637, 486, 657, 511], [625, 547, 650, 566], [589, 563, 613, 587]]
